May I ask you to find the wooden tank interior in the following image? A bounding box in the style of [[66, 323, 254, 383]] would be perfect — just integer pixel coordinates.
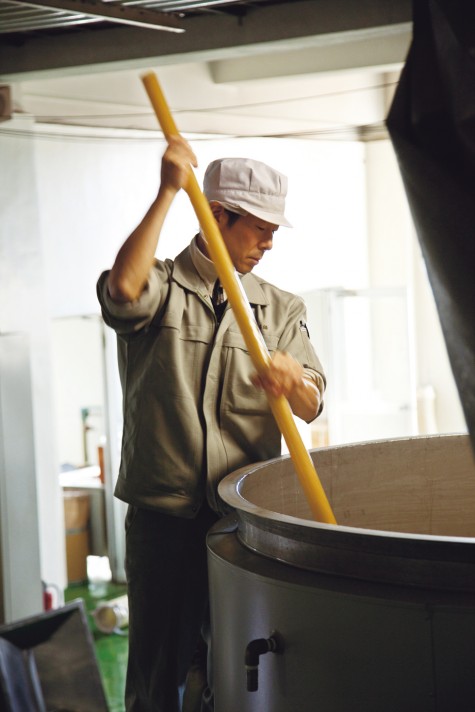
[[236, 434, 475, 537]]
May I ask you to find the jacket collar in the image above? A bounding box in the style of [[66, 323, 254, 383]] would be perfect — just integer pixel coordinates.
[[172, 243, 269, 306]]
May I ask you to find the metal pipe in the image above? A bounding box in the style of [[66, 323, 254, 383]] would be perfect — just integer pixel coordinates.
[[140, 71, 337, 526], [245, 634, 284, 692]]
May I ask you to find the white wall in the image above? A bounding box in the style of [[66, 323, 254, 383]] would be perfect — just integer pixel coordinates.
[[411, 243, 467, 434], [35, 126, 368, 317], [0, 116, 67, 602], [365, 140, 466, 435], [51, 316, 105, 467]]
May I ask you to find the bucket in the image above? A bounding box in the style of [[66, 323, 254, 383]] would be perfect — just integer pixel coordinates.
[[92, 595, 129, 634]]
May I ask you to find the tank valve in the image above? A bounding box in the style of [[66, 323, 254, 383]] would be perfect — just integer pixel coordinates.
[[245, 632, 284, 692]]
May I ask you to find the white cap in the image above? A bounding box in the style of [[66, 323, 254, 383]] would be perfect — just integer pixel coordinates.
[[203, 157, 291, 227]]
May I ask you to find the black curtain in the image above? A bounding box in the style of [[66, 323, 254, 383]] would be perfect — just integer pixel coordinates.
[[387, 0, 475, 452]]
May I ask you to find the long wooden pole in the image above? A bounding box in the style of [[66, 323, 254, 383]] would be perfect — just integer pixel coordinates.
[[141, 71, 336, 525]]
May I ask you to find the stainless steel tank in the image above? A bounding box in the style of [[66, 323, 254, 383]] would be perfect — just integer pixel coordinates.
[[207, 434, 475, 712]]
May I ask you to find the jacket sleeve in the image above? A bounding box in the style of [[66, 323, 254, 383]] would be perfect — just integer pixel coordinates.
[[277, 294, 326, 417], [96, 260, 170, 336]]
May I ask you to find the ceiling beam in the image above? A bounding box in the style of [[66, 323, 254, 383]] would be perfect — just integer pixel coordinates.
[[6, 0, 184, 32], [210, 25, 411, 82], [0, 0, 412, 81]]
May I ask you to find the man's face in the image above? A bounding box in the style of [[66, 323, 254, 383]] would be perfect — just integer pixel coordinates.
[[217, 209, 279, 274]]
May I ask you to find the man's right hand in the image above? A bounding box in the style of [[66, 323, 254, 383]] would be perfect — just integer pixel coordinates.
[[107, 135, 198, 303], [160, 135, 198, 196]]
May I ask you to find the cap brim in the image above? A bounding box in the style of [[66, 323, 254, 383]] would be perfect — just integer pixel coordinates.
[[221, 200, 292, 227], [247, 207, 292, 228]]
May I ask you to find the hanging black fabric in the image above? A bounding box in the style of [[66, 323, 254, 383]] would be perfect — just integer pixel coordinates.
[[386, 0, 475, 453]]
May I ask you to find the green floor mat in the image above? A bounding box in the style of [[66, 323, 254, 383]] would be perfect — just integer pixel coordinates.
[[65, 582, 128, 712]]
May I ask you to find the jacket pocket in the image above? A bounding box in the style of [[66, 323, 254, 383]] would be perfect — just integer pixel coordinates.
[[220, 329, 274, 416]]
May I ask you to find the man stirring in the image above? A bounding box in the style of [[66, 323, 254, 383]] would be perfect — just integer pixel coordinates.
[[97, 136, 326, 712]]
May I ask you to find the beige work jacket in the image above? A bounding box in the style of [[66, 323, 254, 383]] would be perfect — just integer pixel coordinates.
[[97, 245, 325, 517]]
